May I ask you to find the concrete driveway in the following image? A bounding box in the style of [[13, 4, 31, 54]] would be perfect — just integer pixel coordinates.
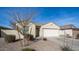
[[26, 40, 62, 51]]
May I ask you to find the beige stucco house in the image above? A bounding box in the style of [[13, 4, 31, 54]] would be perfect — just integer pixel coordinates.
[[60, 24, 79, 39], [9, 22, 79, 39], [1, 21, 79, 40], [16, 22, 42, 38], [40, 23, 79, 39]]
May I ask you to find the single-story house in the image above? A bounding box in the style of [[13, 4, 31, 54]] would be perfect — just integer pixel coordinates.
[[16, 22, 79, 39], [0, 26, 11, 37], [1, 22, 79, 40], [60, 24, 79, 39]]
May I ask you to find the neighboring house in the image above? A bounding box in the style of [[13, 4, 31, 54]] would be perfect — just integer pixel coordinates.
[[60, 24, 79, 39], [1, 29, 24, 40], [0, 26, 11, 37]]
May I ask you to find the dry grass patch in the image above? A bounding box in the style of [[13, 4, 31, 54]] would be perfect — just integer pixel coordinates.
[[22, 48, 36, 51]]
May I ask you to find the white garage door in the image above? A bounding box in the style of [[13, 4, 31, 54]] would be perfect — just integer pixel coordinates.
[[43, 29, 59, 37]]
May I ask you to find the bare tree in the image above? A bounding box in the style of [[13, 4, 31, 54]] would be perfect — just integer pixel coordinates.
[[8, 11, 35, 47]]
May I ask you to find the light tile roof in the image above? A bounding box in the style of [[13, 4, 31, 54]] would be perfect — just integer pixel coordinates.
[[60, 24, 79, 30], [1, 29, 24, 39]]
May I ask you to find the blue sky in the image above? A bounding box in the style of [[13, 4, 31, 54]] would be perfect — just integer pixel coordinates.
[[0, 7, 79, 28]]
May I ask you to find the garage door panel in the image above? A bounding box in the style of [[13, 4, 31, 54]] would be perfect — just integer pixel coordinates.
[[43, 29, 59, 37]]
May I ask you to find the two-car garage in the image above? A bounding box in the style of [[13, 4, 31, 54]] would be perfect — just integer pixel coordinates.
[[43, 28, 59, 37], [40, 22, 60, 38]]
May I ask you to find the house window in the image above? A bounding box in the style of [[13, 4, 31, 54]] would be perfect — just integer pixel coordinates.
[[66, 34, 71, 38]]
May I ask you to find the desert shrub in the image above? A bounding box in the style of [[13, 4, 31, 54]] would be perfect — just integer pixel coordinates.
[[5, 35, 16, 43], [26, 34, 35, 41], [61, 46, 73, 51], [22, 48, 36, 51], [43, 38, 47, 41]]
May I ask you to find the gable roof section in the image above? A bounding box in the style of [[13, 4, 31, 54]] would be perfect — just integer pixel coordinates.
[[41, 22, 60, 29], [60, 24, 78, 30]]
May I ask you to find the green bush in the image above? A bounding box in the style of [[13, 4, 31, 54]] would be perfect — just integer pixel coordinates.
[[22, 48, 36, 51]]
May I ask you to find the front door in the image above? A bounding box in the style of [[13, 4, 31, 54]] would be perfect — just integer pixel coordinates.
[[36, 26, 40, 37]]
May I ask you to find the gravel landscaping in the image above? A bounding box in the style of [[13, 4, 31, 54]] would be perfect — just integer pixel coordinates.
[[0, 37, 79, 51], [0, 37, 61, 51]]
